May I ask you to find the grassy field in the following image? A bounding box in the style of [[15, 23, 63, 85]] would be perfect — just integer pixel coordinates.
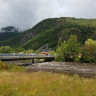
[[0, 71, 96, 96]]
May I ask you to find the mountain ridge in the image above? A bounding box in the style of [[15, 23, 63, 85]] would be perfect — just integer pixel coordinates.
[[0, 17, 96, 50]]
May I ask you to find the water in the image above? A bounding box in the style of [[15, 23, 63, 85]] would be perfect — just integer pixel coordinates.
[[27, 62, 96, 78]]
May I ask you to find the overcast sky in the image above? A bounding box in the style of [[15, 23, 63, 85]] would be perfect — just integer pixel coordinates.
[[0, 0, 96, 30]]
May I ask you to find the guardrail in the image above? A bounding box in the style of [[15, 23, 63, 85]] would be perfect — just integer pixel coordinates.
[[0, 53, 54, 57], [0, 53, 55, 63]]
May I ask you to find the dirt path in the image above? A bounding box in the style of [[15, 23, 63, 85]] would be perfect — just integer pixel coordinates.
[[27, 62, 96, 78]]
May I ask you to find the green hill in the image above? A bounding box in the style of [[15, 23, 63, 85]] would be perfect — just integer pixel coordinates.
[[0, 26, 20, 42], [0, 17, 96, 50]]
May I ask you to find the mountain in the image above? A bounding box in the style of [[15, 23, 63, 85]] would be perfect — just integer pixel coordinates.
[[0, 26, 19, 33], [0, 26, 20, 42], [0, 17, 96, 50]]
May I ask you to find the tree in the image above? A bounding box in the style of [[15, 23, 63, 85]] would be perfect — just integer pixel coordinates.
[[66, 35, 81, 61], [48, 50, 55, 55], [35, 50, 41, 54], [55, 43, 66, 61], [0, 46, 13, 53], [58, 38, 62, 46], [14, 47, 24, 53], [55, 35, 81, 62], [81, 39, 96, 63]]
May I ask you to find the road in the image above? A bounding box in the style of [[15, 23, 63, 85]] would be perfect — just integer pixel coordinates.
[[0, 53, 55, 62]]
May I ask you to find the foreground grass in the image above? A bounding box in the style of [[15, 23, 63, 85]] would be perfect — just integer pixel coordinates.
[[0, 71, 96, 96], [0, 61, 26, 72]]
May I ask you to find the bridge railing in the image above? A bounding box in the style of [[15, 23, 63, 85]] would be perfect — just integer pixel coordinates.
[[0, 53, 55, 57]]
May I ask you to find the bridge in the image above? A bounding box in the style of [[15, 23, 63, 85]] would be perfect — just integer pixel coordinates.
[[0, 54, 55, 63]]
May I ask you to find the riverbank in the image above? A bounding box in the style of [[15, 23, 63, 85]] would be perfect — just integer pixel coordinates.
[[27, 62, 96, 78], [2, 60, 96, 78]]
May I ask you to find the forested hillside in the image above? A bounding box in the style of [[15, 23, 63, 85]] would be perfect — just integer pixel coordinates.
[[0, 26, 20, 42], [0, 17, 96, 50]]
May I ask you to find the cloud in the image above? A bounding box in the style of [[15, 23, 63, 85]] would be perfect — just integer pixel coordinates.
[[0, 0, 96, 30]]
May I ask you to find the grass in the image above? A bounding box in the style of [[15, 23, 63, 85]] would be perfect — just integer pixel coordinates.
[[0, 71, 96, 96], [0, 61, 96, 96], [0, 61, 26, 72]]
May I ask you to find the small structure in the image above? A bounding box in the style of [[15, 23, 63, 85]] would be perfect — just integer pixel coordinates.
[[38, 43, 52, 52]]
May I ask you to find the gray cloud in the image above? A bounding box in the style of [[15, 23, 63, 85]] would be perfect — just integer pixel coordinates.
[[0, 0, 96, 30]]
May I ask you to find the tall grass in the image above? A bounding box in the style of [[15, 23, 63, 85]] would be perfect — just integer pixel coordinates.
[[0, 71, 96, 96], [0, 61, 26, 72]]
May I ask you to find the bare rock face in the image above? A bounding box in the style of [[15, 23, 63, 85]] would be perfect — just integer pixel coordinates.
[[20, 18, 66, 44], [21, 32, 35, 44]]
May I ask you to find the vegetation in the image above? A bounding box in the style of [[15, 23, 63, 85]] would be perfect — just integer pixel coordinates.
[[0, 32, 19, 42], [48, 50, 55, 55], [0, 61, 25, 72], [0, 46, 41, 55], [14, 47, 25, 53], [56, 35, 96, 63], [23, 49, 34, 54], [0, 26, 19, 42], [35, 50, 41, 54], [1, 17, 96, 50], [0, 61, 7, 70], [56, 35, 81, 62], [1, 17, 96, 63], [0, 71, 96, 96], [0, 46, 14, 53], [81, 39, 96, 63]]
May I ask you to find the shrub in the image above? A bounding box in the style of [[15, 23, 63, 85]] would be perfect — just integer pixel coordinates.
[[23, 49, 34, 54], [14, 47, 25, 53], [7, 64, 26, 72], [55, 45, 65, 61], [74, 57, 80, 62], [0, 46, 14, 53], [0, 61, 25, 72], [0, 61, 7, 70], [35, 50, 41, 54], [81, 39, 96, 63], [48, 50, 55, 55], [55, 35, 81, 62]]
